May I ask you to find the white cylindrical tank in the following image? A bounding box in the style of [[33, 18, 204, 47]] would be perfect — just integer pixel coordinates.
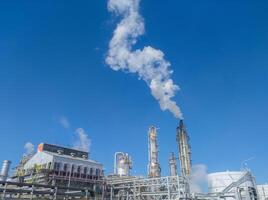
[[208, 171, 255, 193], [257, 185, 268, 200], [114, 152, 132, 176], [0, 160, 11, 182]]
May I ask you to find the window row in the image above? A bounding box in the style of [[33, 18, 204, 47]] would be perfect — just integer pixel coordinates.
[[47, 162, 102, 176]]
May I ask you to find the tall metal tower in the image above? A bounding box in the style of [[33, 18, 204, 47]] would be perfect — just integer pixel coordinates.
[[148, 126, 161, 178], [169, 152, 178, 176], [176, 120, 192, 177]]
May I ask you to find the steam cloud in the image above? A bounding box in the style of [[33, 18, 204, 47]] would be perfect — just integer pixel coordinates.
[[73, 128, 91, 153], [24, 142, 35, 155], [59, 116, 70, 129], [189, 164, 208, 193], [106, 0, 182, 118]]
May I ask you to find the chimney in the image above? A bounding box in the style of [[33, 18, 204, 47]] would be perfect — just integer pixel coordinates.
[[176, 120, 192, 176]]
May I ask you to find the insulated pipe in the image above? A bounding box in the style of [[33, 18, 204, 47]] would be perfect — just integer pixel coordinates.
[[0, 160, 11, 182]]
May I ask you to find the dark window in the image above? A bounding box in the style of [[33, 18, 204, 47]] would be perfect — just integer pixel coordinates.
[[84, 167, 88, 175], [63, 164, 68, 172], [77, 166, 81, 173], [71, 165, 75, 173], [89, 168, 93, 176], [96, 169, 99, 176]]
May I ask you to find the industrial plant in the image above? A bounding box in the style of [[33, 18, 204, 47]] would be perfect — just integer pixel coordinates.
[[0, 120, 267, 200]]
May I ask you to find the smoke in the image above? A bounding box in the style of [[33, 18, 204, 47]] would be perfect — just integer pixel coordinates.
[[24, 142, 35, 155], [59, 116, 70, 129], [189, 164, 208, 193], [106, 0, 182, 119], [73, 128, 91, 153]]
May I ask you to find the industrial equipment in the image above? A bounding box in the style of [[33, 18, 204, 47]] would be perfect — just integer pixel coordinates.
[[169, 152, 178, 176], [114, 152, 132, 176], [176, 120, 192, 177], [0, 160, 11, 182], [148, 126, 161, 178]]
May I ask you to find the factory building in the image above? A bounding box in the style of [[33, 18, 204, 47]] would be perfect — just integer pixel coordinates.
[[14, 143, 103, 189], [0, 120, 266, 200]]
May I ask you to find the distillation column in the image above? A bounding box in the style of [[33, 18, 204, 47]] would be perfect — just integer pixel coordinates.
[[176, 120, 192, 177], [169, 152, 178, 176], [148, 126, 161, 178]]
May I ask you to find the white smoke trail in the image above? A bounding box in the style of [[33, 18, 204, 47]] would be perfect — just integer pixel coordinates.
[[189, 164, 208, 193], [106, 0, 182, 118], [73, 128, 91, 153], [24, 142, 35, 155], [58, 116, 70, 129]]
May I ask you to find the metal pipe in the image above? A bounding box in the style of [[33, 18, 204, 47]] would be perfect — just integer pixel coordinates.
[[0, 160, 11, 182]]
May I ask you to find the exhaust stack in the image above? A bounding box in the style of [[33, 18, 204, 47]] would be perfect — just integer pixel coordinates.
[[148, 126, 161, 178], [176, 120, 192, 176]]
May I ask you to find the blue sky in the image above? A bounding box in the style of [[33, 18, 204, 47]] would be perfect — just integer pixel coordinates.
[[0, 0, 267, 184]]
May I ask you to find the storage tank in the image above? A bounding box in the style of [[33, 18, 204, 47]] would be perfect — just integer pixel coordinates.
[[114, 152, 132, 176], [208, 171, 258, 200], [257, 185, 268, 200], [0, 160, 11, 181], [208, 171, 255, 193]]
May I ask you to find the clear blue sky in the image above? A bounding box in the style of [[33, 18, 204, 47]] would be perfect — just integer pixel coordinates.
[[0, 0, 267, 183]]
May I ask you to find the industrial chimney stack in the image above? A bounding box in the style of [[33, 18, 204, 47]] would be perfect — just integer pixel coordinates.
[[176, 120, 192, 177], [148, 126, 161, 178]]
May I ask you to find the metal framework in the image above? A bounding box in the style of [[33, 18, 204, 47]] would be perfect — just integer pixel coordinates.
[[106, 175, 190, 200], [0, 180, 101, 200]]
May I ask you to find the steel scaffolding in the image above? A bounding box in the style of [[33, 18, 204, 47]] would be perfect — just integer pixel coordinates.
[[106, 175, 190, 200]]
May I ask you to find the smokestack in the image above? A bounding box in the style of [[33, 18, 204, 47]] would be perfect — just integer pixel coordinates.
[[176, 120, 192, 177], [169, 152, 178, 176], [148, 126, 161, 178], [0, 160, 11, 182]]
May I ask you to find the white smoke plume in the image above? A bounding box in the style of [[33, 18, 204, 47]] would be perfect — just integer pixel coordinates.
[[106, 0, 183, 119], [73, 128, 91, 153], [189, 164, 208, 193], [24, 142, 35, 155], [59, 116, 70, 129]]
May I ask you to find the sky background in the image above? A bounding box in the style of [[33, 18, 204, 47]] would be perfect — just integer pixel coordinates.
[[0, 0, 268, 184]]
